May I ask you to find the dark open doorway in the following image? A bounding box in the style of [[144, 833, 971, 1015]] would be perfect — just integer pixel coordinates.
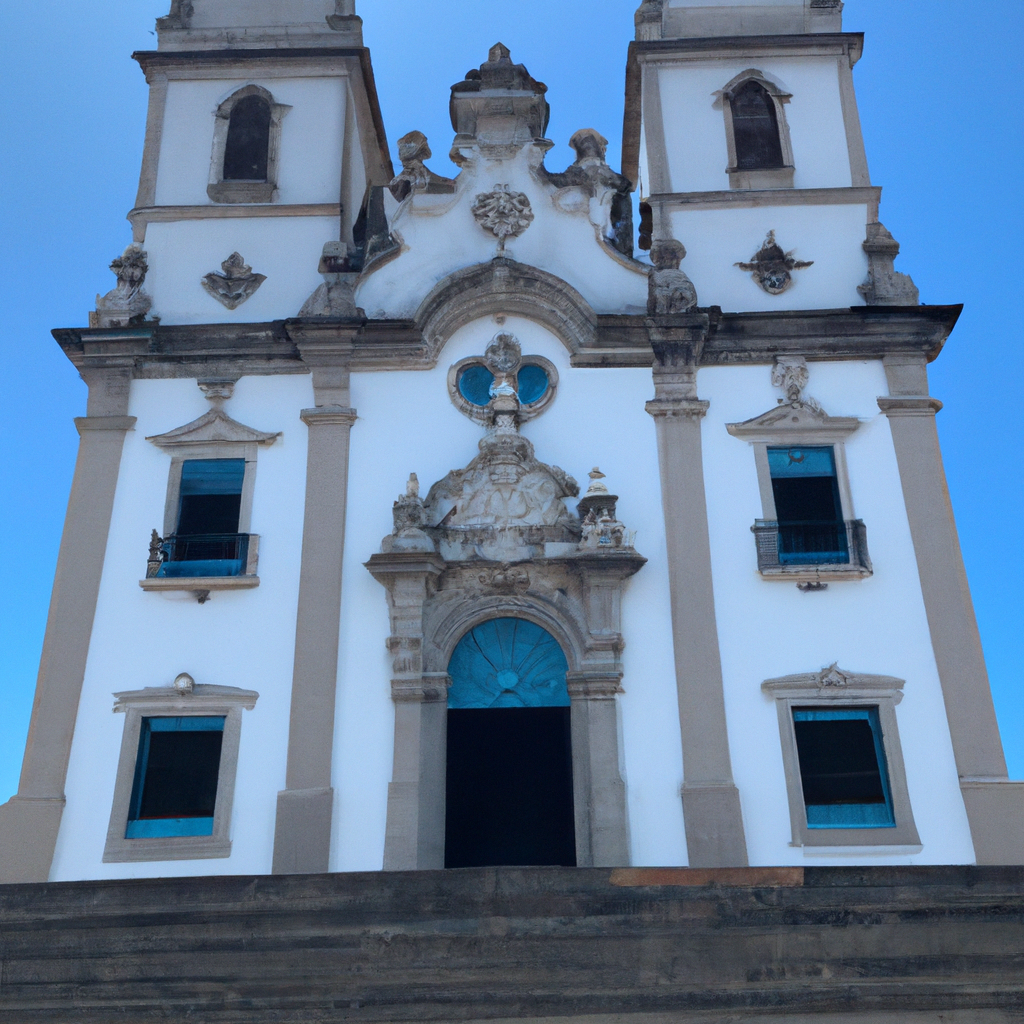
[[444, 618, 576, 868]]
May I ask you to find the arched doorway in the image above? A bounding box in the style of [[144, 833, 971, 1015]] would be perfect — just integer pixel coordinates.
[[445, 617, 577, 868]]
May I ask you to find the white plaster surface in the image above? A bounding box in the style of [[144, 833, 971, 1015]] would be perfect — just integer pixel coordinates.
[[699, 361, 976, 866], [655, 58, 853, 195], [671, 203, 870, 311], [355, 147, 649, 320], [143, 216, 335, 324], [50, 374, 314, 881], [334, 317, 687, 870], [156, 78, 347, 208]]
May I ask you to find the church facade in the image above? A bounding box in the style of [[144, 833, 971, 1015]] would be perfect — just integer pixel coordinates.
[[1, 0, 1021, 886]]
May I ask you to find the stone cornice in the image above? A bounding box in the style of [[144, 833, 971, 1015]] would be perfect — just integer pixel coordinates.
[[51, 305, 962, 379]]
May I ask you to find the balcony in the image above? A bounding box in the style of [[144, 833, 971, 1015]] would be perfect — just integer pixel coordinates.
[[751, 520, 872, 583], [140, 532, 260, 601]]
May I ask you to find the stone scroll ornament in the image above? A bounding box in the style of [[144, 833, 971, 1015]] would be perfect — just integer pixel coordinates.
[[735, 230, 813, 295], [472, 185, 535, 253], [201, 253, 267, 310]]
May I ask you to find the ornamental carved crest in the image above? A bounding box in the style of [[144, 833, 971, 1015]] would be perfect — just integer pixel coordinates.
[[735, 230, 813, 295], [201, 253, 267, 310], [472, 185, 534, 252]]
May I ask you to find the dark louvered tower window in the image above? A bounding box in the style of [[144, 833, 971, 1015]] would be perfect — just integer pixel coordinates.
[[731, 80, 785, 170], [224, 95, 271, 181]]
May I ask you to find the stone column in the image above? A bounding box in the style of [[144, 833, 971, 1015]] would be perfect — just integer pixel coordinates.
[[880, 355, 1024, 864], [273, 331, 357, 874], [0, 369, 135, 883], [645, 316, 749, 868], [365, 552, 447, 870]]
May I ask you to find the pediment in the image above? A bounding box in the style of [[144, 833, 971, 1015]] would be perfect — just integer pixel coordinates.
[[726, 401, 860, 442], [146, 407, 280, 450]]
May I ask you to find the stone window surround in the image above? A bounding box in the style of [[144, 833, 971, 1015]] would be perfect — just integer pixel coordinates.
[[207, 84, 291, 205], [726, 405, 870, 583], [103, 682, 259, 863], [446, 353, 559, 425], [717, 69, 796, 191], [762, 668, 921, 848]]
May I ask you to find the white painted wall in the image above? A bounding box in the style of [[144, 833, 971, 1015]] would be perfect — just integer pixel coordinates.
[[654, 57, 853, 195], [156, 77, 347, 208], [143, 216, 336, 324], [335, 316, 687, 870], [699, 361, 976, 865], [51, 373, 314, 881], [670, 202, 870, 311]]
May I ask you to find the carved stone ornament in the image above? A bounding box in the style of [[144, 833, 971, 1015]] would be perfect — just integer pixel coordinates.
[[816, 663, 850, 687], [858, 222, 920, 306], [735, 231, 813, 295], [648, 238, 698, 315], [91, 244, 152, 328], [389, 131, 456, 201], [478, 563, 531, 593], [472, 185, 535, 252], [201, 253, 267, 310], [770, 356, 822, 413]]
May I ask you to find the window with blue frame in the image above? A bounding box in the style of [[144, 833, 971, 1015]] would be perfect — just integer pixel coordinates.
[[125, 717, 225, 838], [792, 707, 895, 828], [767, 446, 848, 565], [457, 364, 550, 408], [158, 459, 248, 578]]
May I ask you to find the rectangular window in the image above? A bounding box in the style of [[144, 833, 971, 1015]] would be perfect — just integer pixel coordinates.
[[767, 446, 848, 564], [792, 707, 895, 829], [159, 459, 248, 578], [126, 716, 225, 839]]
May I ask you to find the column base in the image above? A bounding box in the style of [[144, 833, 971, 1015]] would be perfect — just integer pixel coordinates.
[[0, 796, 65, 883], [272, 787, 333, 874], [682, 783, 749, 867]]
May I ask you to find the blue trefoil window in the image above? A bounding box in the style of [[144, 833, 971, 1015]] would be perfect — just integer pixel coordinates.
[[158, 459, 248, 578], [126, 717, 226, 839], [767, 445, 849, 565], [458, 364, 550, 407], [792, 707, 896, 829]]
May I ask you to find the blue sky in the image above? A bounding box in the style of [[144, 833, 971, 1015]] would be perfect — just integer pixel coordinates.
[[0, 0, 1022, 802]]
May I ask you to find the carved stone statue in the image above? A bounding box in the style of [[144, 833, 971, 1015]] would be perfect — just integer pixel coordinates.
[[471, 185, 535, 252], [201, 253, 267, 310], [389, 131, 456, 201], [736, 231, 813, 295], [91, 244, 153, 328], [545, 129, 635, 255], [648, 239, 698, 315]]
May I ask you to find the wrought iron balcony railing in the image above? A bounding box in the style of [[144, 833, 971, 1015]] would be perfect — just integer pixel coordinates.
[[752, 519, 871, 576], [147, 532, 251, 579]]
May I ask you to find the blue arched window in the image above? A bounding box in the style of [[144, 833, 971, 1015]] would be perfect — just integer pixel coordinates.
[[448, 618, 569, 709]]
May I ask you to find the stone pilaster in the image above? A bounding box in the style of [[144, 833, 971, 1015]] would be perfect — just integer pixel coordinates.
[[365, 552, 447, 870], [880, 355, 1024, 865], [645, 315, 749, 868], [0, 368, 135, 883], [273, 329, 358, 874]]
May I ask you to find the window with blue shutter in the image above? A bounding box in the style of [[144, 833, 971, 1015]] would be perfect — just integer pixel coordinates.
[[767, 446, 848, 564]]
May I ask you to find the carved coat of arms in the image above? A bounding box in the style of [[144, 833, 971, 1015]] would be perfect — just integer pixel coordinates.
[[472, 185, 535, 252]]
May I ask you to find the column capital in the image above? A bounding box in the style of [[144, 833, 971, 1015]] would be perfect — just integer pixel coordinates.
[[567, 672, 623, 699], [877, 396, 943, 418], [645, 398, 709, 420], [300, 406, 357, 427], [391, 673, 451, 705], [74, 416, 137, 434]]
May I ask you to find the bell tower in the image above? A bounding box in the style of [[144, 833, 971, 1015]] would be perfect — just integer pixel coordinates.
[[625, 0, 918, 311]]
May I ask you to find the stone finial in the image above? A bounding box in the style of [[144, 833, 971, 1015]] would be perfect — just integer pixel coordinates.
[[386, 472, 435, 554], [147, 530, 165, 579], [405, 473, 420, 499], [858, 222, 920, 306], [173, 672, 195, 694], [299, 242, 362, 318], [585, 468, 609, 496], [389, 131, 456, 201], [91, 244, 153, 329], [648, 239, 698, 314], [735, 231, 813, 295], [202, 253, 266, 310], [577, 468, 619, 522]]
